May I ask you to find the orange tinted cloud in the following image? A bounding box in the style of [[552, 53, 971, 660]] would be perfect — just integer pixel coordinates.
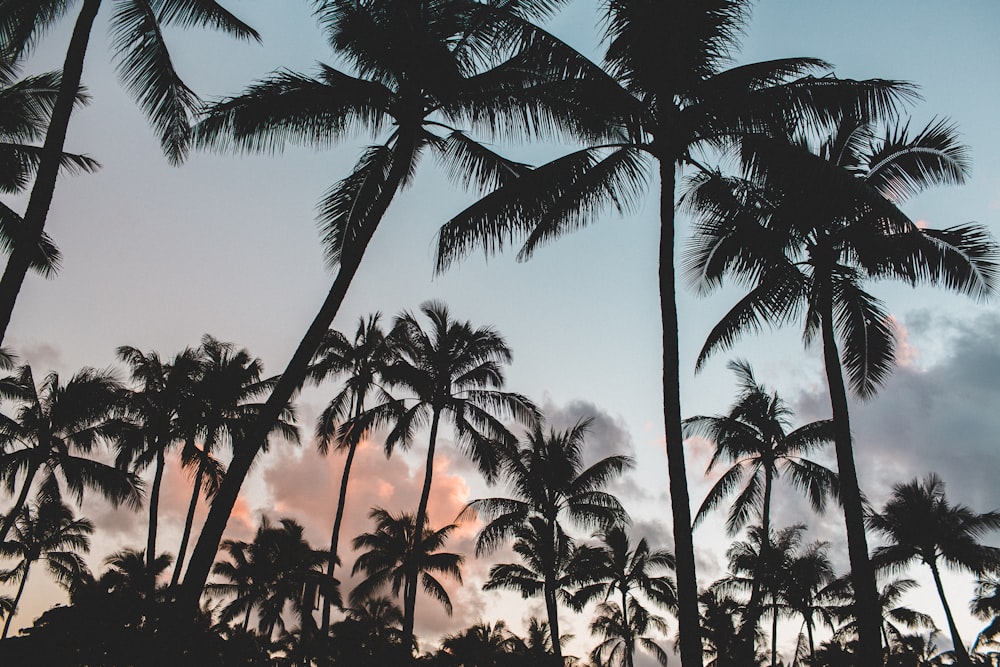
[[888, 314, 919, 368]]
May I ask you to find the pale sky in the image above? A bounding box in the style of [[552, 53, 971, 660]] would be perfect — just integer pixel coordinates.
[[4, 1, 1000, 663]]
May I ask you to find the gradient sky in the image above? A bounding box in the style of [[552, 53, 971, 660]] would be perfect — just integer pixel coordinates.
[[4, 1, 1000, 662]]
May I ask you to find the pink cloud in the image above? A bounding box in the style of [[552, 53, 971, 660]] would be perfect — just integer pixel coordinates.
[[887, 314, 919, 368]]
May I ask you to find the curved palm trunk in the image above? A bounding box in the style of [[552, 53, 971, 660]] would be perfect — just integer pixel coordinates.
[[544, 574, 563, 667], [180, 131, 418, 611], [738, 471, 774, 662], [0, 459, 40, 543], [402, 409, 441, 657], [929, 560, 971, 666], [321, 401, 363, 633], [0, 0, 101, 345], [170, 458, 204, 587], [658, 159, 703, 667], [818, 286, 882, 665], [806, 617, 815, 665], [146, 446, 166, 571], [1, 566, 30, 639]]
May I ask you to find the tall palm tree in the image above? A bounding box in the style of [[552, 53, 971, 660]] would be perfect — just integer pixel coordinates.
[[434, 5, 908, 662], [179, 0, 588, 608], [115, 345, 202, 571], [308, 313, 394, 631], [0, 496, 92, 638], [209, 516, 334, 641], [470, 418, 632, 665], [350, 506, 462, 654], [684, 115, 998, 664], [351, 301, 535, 649], [170, 335, 296, 587], [0, 363, 140, 543], [868, 473, 1000, 666], [0, 0, 259, 343], [683, 359, 836, 658], [572, 526, 676, 667]]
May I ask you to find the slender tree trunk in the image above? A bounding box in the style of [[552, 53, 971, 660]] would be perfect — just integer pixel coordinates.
[[544, 573, 562, 667], [622, 587, 634, 667], [659, 159, 703, 667], [818, 286, 882, 665], [0, 0, 101, 345], [2, 566, 30, 639], [0, 459, 40, 543], [738, 472, 774, 662], [929, 560, 971, 666], [402, 408, 441, 657], [321, 400, 363, 634], [170, 463, 204, 587], [770, 597, 778, 666], [806, 618, 815, 665], [147, 446, 166, 571], [180, 131, 417, 611]]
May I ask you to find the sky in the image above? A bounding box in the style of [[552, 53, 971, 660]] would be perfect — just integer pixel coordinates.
[[3, 0, 1000, 663]]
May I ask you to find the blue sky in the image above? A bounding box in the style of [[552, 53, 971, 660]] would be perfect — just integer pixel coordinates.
[[4, 1, 1000, 661]]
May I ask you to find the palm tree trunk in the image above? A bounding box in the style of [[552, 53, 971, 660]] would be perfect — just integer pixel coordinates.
[[738, 473, 774, 662], [180, 130, 418, 611], [2, 566, 30, 639], [147, 446, 166, 571], [818, 286, 882, 665], [0, 0, 101, 345], [770, 597, 779, 666], [806, 618, 815, 665], [321, 401, 363, 633], [622, 587, 634, 667], [929, 560, 971, 666], [402, 408, 441, 656], [0, 459, 40, 543], [544, 571, 563, 667], [659, 159, 703, 667], [170, 462, 204, 587]]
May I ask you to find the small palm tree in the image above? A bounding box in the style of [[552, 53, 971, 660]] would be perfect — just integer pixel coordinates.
[[308, 313, 394, 631], [831, 576, 936, 653], [0, 0, 260, 342], [354, 301, 535, 648], [438, 620, 523, 666], [698, 582, 761, 667], [684, 115, 999, 664], [470, 417, 632, 665], [781, 540, 837, 664], [350, 507, 463, 641], [0, 364, 140, 543], [590, 599, 671, 667], [572, 526, 677, 667], [0, 496, 93, 637], [868, 473, 1000, 666]]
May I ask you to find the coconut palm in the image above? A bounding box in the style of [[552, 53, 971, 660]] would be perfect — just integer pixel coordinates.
[[698, 582, 760, 667], [350, 506, 463, 653], [434, 5, 909, 661], [469, 418, 632, 665], [0, 496, 92, 638], [180, 0, 584, 605], [831, 576, 937, 653], [438, 620, 523, 666], [349, 301, 535, 648], [327, 596, 406, 664], [590, 600, 671, 667], [209, 516, 335, 641], [170, 335, 296, 587], [571, 526, 676, 667], [0, 0, 259, 342], [684, 114, 998, 663], [0, 363, 140, 543], [868, 473, 1000, 666], [683, 359, 836, 658], [780, 540, 837, 665], [115, 345, 202, 571], [308, 313, 394, 631]]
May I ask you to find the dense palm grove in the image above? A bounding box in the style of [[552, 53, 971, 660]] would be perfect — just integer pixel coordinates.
[[0, 0, 997, 666]]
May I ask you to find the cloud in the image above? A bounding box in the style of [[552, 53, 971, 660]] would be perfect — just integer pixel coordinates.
[[541, 397, 635, 465]]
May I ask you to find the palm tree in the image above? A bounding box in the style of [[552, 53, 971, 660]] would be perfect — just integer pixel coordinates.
[[0, 496, 92, 637], [115, 345, 202, 571], [438, 620, 523, 666], [351, 301, 535, 649], [683, 359, 836, 658], [434, 5, 908, 661], [170, 335, 296, 587], [327, 596, 406, 664], [698, 582, 760, 667], [572, 526, 676, 667], [209, 516, 335, 641], [684, 114, 998, 663], [0, 0, 259, 343], [470, 418, 632, 665], [308, 313, 394, 631], [831, 576, 936, 654], [180, 0, 586, 606], [868, 473, 1000, 666], [590, 600, 671, 667], [0, 363, 140, 543], [781, 539, 836, 665], [350, 506, 463, 653]]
